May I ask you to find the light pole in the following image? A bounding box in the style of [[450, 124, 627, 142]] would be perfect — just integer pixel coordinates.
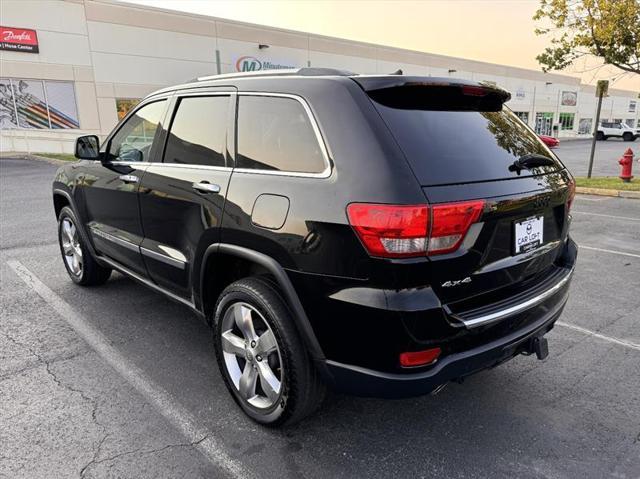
[[587, 80, 608, 178]]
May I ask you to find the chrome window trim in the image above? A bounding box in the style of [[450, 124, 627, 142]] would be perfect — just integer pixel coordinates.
[[235, 91, 333, 179], [458, 265, 575, 329], [144, 162, 232, 172], [140, 246, 187, 270]]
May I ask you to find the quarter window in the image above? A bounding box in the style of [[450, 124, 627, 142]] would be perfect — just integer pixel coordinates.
[[108, 100, 166, 162], [236, 95, 326, 174], [163, 96, 229, 167]]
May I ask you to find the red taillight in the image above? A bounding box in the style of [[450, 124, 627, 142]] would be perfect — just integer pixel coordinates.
[[429, 200, 485, 254], [346, 204, 428, 258], [399, 347, 441, 367], [567, 179, 576, 212], [347, 200, 485, 258]]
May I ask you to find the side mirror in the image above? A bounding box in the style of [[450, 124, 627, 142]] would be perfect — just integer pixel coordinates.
[[75, 135, 100, 160]]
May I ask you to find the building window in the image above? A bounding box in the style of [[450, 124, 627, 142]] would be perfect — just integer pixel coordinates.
[[0, 78, 79, 129], [535, 112, 553, 135], [514, 111, 529, 124], [559, 113, 575, 131], [613, 118, 622, 124], [578, 118, 592, 135], [625, 119, 635, 128], [116, 98, 141, 121]]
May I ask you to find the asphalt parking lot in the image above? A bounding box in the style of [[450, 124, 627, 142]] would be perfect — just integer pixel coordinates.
[[1, 157, 639, 479], [555, 138, 639, 177]]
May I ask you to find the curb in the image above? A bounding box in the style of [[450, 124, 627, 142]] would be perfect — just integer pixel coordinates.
[[576, 186, 640, 199], [1, 153, 67, 166]]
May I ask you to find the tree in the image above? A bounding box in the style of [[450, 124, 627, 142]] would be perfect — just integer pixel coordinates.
[[534, 0, 640, 74]]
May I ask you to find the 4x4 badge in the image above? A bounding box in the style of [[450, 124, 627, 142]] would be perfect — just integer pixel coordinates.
[[442, 277, 472, 287]]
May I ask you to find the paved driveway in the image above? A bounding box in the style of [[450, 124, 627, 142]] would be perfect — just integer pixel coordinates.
[[1, 158, 639, 478]]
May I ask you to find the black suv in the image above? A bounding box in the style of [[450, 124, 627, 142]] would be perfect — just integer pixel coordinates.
[[53, 68, 577, 426]]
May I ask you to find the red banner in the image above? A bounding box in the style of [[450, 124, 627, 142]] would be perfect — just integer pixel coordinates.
[[1, 26, 39, 53]]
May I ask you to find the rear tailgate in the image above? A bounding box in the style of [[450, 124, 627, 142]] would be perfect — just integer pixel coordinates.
[[360, 77, 574, 305], [421, 175, 572, 305]]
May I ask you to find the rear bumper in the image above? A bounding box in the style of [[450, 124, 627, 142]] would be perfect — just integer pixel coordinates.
[[325, 289, 568, 398]]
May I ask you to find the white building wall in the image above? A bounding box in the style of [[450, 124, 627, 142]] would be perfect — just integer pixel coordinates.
[[1, 0, 638, 154]]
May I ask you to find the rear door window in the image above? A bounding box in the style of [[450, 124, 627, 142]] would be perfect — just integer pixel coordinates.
[[236, 95, 327, 174], [369, 89, 563, 186], [163, 95, 229, 167]]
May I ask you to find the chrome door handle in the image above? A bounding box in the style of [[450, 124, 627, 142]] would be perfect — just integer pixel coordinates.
[[118, 174, 139, 183], [192, 182, 221, 194]]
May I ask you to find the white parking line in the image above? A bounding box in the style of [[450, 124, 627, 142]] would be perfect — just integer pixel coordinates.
[[579, 245, 640, 259], [6, 260, 252, 479], [557, 321, 640, 352], [572, 211, 640, 222]]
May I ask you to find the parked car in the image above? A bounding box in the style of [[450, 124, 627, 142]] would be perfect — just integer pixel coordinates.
[[596, 121, 638, 141], [53, 69, 577, 426], [538, 134, 560, 148]]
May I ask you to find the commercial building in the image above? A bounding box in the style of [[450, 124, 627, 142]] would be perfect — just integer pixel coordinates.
[[1, 0, 638, 153]]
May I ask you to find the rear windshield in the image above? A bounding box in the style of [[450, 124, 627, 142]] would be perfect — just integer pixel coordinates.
[[369, 90, 563, 186]]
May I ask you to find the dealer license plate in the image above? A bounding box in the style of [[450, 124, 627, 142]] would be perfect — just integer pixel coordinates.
[[514, 216, 544, 254]]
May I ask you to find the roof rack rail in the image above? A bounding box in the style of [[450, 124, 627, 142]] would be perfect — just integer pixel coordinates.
[[195, 67, 355, 82]]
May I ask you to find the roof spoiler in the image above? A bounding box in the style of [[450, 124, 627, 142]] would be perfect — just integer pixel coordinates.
[[354, 76, 511, 111]]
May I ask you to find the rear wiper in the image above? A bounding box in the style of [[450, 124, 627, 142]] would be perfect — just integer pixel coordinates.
[[509, 154, 555, 173]]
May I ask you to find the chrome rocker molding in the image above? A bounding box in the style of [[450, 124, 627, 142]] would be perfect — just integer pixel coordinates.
[[98, 255, 197, 311], [90, 227, 187, 270], [454, 265, 575, 329], [140, 246, 187, 270], [90, 227, 139, 253]]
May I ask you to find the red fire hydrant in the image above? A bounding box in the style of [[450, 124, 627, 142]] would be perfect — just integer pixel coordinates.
[[619, 148, 634, 182]]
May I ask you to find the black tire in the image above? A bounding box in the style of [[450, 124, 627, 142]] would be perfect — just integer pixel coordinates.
[[596, 131, 605, 141], [213, 277, 326, 427], [623, 132, 633, 142], [57, 206, 111, 286]]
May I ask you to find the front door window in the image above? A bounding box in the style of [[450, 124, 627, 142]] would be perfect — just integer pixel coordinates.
[[107, 100, 167, 162]]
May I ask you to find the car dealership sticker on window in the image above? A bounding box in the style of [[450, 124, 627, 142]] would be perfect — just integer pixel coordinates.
[[1, 26, 38, 53], [234, 56, 297, 72]]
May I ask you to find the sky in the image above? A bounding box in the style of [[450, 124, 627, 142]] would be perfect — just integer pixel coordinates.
[[123, 0, 639, 92]]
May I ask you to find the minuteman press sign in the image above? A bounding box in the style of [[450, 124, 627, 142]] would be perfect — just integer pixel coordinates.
[[234, 56, 297, 72], [1, 26, 39, 53]]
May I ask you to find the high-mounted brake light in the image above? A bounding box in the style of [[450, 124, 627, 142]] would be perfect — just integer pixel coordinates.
[[347, 200, 485, 258], [461, 85, 489, 97]]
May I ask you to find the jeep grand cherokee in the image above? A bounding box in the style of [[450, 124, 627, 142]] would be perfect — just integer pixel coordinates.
[[53, 68, 577, 426]]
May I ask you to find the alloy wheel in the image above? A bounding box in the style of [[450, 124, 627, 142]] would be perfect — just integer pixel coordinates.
[[61, 217, 83, 277], [220, 302, 284, 410]]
